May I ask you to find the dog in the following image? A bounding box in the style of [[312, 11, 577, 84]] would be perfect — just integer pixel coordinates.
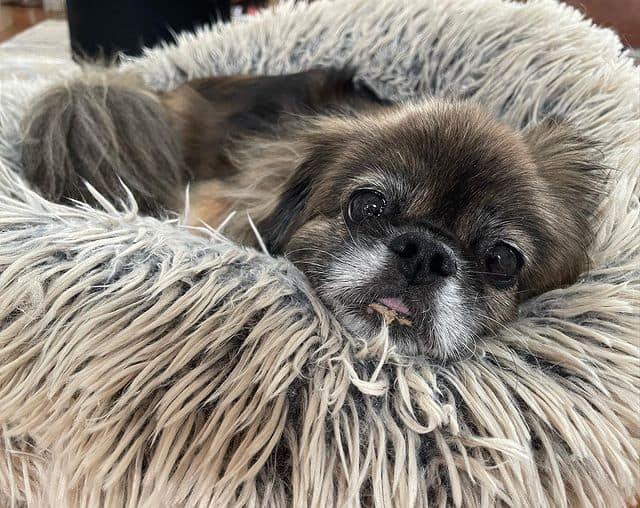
[[21, 68, 607, 360]]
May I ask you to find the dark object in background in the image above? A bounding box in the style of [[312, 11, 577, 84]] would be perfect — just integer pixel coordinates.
[[65, 0, 231, 61]]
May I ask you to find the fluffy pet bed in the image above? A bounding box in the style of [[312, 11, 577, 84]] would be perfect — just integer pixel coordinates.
[[1, 0, 638, 506]]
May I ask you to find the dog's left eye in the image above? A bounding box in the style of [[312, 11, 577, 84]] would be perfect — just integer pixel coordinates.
[[484, 241, 524, 287], [347, 190, 387, 223]]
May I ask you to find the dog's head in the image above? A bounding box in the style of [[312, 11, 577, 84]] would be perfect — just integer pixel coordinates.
[[260, 102, 607, 360]]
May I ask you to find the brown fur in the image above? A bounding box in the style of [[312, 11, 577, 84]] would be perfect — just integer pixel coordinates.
[[20, 69, 607, 359], [219, 103, 607, 357], [159, 69, 382, 181]]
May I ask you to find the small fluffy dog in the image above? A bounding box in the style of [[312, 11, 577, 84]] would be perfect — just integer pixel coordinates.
[[22, 68, 607, 360]]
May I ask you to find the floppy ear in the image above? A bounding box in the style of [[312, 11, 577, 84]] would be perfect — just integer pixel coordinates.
[[524, 117, 609, 228], [521, 118, 609, 293], [258, 158, 320, 254], [257, 112, 351, 254]]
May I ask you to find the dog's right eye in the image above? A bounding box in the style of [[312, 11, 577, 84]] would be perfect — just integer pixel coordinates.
[[347, 190, 387, 223]]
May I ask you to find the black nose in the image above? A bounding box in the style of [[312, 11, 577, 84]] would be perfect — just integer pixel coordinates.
[[389, 232, 457, 283]]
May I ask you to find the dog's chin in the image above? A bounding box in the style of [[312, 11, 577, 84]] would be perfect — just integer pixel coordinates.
[[320, 282, 478, 362]]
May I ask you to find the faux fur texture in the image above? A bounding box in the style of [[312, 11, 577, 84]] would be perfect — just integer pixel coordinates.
[[0, 0, 639, 506]]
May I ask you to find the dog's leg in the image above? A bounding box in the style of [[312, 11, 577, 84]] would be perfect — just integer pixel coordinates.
[[159, 67, 384, 181]]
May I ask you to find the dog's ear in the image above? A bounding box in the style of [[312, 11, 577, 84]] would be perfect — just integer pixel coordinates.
[[525, 116, 609, 206], [257, 158, 318, 254], [521, 117, 609, 292], [258, 112, 356, 254], [258, 123, 348, 254], [523, 117, 608, 227]]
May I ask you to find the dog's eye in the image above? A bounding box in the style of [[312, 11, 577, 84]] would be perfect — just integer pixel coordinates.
[[347, 190, 387, 223], [485, 242, 523, 287]]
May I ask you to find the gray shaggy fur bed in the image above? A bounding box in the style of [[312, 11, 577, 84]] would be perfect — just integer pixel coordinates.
[[1, 0, 639, 506]]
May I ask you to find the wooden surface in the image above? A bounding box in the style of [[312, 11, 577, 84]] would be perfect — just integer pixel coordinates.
[[0, 5, 59, 42]]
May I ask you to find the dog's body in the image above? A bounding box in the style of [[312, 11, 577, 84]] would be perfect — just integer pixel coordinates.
[[21, 68, 607, 360], [160, 69, 387, 238]]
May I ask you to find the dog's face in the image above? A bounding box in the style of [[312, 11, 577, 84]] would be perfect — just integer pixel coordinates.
[[260, 102, 605, 360]]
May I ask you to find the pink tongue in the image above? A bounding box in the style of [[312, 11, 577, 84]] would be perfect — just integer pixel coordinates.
[[379, 298, 410, 315]]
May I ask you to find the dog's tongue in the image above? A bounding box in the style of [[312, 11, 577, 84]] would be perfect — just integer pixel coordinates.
[[378, 297, 410, 316]]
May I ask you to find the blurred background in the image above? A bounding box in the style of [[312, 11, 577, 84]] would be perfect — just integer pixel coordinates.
[[0, 0, 638, 82]]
